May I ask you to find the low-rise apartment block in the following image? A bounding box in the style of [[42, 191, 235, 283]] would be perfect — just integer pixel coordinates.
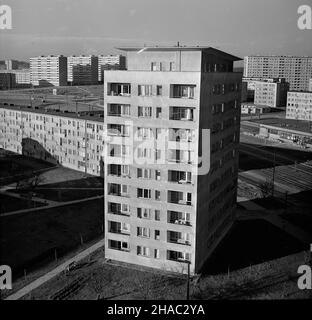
[[0, 105, 104, 176], [286, 91, 312, 121], [103, 46, 242, 274], [254, 78, 289, 108]]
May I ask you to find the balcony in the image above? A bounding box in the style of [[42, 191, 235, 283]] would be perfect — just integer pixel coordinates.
[[168, 210, 191, 226], [171, 84, 195, 99], [108, 221, 130, 235], [108, 183, 129, 197], [108, 164, 130, 178], [167, 231, 191, 246], [169, 128, 194, 142], [168, 170, 192, 185], [108, 202, 130, 217], [168, 190, 192, 206], [107, 104, 130, 117], [108, 83, 131, 97], [167, 150, 194, 164], [107, 124, 129, 137], [169, 107, 194, 121], [108, 239, 130, 252], [167, 250, 191, 263]]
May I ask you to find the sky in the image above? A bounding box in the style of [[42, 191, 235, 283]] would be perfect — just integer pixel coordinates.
[[0, 0, 311, 62]]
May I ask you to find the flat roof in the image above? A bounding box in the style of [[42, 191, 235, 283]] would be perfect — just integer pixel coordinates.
[[116, 46, 242, 61], [257, 117, 312, 135], [241, 103, 272, 109], [288, 90, 312, 94], [245, 55, 312, 58], [0, 105, 104, 123]]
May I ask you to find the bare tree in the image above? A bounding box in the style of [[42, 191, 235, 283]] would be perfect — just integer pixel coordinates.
[[259, 180, 274, 198]]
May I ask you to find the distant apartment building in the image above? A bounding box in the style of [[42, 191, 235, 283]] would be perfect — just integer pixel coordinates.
[[254, 78, 289, 108], [103, 46, 242, 274], [309, 79, 312, 92], [0, 69, 31, 89], [286, 91, 312, 121], [242, 77, 263, 101], [67, 55, 99, 85], [244, 56, 312, 91], [98, 55, 126, 82], [5, 59, 19, 70], [0, 72, 15, 90], [30, 55, 68, 87], [0, 106, 104, 176]]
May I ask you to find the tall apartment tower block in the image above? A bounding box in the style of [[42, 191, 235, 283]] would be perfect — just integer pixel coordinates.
[[5, 59, 19, 70], [244, 56, 312, 91], [254, 78, 289, 108], [67, 55, 99, 85], [30, 55, 67, 87], [98, 55, 126, 82], [103, 46, 242, 274]]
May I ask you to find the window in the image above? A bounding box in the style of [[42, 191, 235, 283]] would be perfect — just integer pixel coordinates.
[[121, 222, 130, 233], [137, 227, 150, 238], [137, 246, 150, 257], [156, 107, 162, 118], [137, 168, 152, 179], [137, 127, 153, 139], [155, 190, 161, 201], [137, 208, 151, 219], [156, 86, 162, 96], [169, 62, 175, 71], [155, 230, 160, 240], [151, 62, 157, 71], [155, 170, 161, 180], [138, 85, 152, 96], [137, 188, 151, 199], [155, 210, 160, 221], [138, 106, 152, 118], [137, 148, 152, 158], [121, 185, 128, 196], [154, 249, 160, 259], [155, 149, 161, 160], [172, 85, 195, 99]]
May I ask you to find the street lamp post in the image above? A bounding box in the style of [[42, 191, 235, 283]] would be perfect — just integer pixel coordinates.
[[186, 261, 191, 300]]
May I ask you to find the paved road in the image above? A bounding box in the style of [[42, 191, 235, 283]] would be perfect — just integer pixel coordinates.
[[4, 239, 105, 300]]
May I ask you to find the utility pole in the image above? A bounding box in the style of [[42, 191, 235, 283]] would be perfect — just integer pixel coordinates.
[[186, 261, 190, 300]]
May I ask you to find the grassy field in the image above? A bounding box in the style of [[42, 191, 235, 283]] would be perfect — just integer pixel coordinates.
[[201, 220, 305, 275], [18, 245, 311, 300], [0, 198, 104, 278], [0, 194, 45, 214], [12, 176, 104, 202], [0, 154, 54, 184]]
